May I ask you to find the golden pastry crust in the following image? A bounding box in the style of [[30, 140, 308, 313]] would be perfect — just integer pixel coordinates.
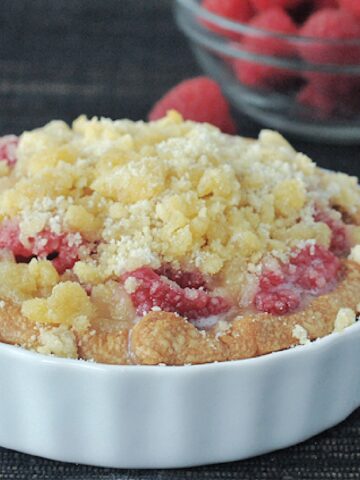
[[0, 260, 359, 365]]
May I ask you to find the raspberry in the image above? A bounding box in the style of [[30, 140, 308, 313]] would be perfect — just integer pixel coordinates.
[[232, 8, 298, 88], [0, 220, 81, 273], [148, 77, 237, 134], [254, 244, 342, 315], [156, 264, 206, 289], [258, 269, 284, 291], [123, 267, 230, 320], [298, 9, 360, 65], [314, 210, 349, 255], [0, 135, 18, 167], [339, 0, 360, 20], [254, 288, 301, 315], [0, 221, 33, 258], [290, 244, 341, 292], [201, 0, 254, 40], [297, 83, 337, 118], [313, 0, 338, 10], [250, 0, 302, 11]]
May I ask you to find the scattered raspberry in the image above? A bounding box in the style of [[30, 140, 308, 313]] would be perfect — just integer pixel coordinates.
[[298, 9, 360, 65], [232, 8, 298, 88], [290, 244, 342, 291], [0, 135, 18, 167], [156, 264, 206, 289], [254, 288, 301, 315], [314, 210, 349, 255], [148, 77, 237, 134], [250, 0, 302, 12], [0, 220, 81, 273], [32, 231, 81, 274], [254, 244, 342, 315], [123, 267, 230, 320], [339, 0, 360, 20], [0, 221, 33, 258], [201, 0, 254, 40]]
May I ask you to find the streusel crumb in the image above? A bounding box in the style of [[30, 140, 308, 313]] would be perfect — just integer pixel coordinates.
[[0, 114, 359, 364]]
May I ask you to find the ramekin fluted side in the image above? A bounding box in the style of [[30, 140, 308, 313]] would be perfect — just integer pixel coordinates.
[[0, 323, 360, 468]]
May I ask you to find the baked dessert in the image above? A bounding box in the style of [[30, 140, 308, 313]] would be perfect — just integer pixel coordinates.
[[0, 112, 359, 365]]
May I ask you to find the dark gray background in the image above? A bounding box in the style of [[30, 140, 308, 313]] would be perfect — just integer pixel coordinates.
[[0, 1, 360, 478]]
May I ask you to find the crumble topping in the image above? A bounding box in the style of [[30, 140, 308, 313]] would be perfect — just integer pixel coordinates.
[[36, 325, 77, 358], [0, 113, 359, 345], [333, 308, 356, 333], [292, 324, 310, 345], [349, 245, 360, 264]]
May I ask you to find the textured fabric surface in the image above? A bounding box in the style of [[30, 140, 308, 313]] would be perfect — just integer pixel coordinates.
[[0, 1, 360, 478]]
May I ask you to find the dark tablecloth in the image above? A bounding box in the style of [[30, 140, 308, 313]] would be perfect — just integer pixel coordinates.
[[0, 1, 360, 478]]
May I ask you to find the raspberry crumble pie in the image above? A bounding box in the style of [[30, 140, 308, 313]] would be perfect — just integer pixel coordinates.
[[0, 112, 359, 365]]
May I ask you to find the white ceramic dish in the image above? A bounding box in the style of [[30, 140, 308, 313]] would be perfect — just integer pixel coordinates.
[[0, 322, 359, 469]]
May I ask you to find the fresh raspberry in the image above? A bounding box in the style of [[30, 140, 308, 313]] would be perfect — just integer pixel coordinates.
[[254, 288, 301, 315], [0, 220, 81, 273], [314, 210, 349, 255], [254, 243, 342, 315], [0, 135, 18, 167], [297, 83, 337, 118], [290, 244, 342, 292], [148, 77, 237, 134], [313, 0, 339, 11], [298, 9, 360, 65], [123, 267, 231, 320], [232, 8, 298, 88], [338, 0, 360, 20], [299, 71, 360, 119], [250, 0, 302, 12], [201, 0, 254, 40]]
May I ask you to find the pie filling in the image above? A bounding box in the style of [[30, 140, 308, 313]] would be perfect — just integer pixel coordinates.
[[0, 113, 359, 363]]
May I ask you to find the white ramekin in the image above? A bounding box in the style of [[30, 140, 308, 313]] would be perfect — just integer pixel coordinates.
[[0, 322, 359, 469]]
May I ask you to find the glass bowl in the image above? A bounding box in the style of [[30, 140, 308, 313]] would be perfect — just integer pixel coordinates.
[[174, 0, 360, 144]]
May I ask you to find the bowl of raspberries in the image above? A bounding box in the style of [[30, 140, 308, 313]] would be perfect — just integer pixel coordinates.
[[175, 0, 360, 143]]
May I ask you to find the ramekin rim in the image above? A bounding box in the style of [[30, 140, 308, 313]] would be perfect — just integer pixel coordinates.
[[1, 321, 359, 373]]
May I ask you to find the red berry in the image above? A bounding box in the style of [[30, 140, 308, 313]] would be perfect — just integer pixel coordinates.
[[201, 0, 254, 40], [314, 210, 349, 255], [250, 0, 302, 11], [254, 243, 342, 315], [339, 0, 360, 20], [298, 9, 360, 65], [123, 267, 231, 320], [156, 264, 206, 289], [148, 77, 237, 134], [0, 220, 81, 273], [232, 8, 298, 88], [0, 221, 33, 258], [297, 83, 337, 118], [0, 135, 18, 167], [258, 269, 284, 291], [313, 0, 338, 11], [290, 244, 341, 292], [254, 288, 301, 315]]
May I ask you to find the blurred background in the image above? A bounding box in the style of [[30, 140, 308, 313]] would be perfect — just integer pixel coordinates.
[[0, 0, 358, 175], [0, 0, 199, 132]]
